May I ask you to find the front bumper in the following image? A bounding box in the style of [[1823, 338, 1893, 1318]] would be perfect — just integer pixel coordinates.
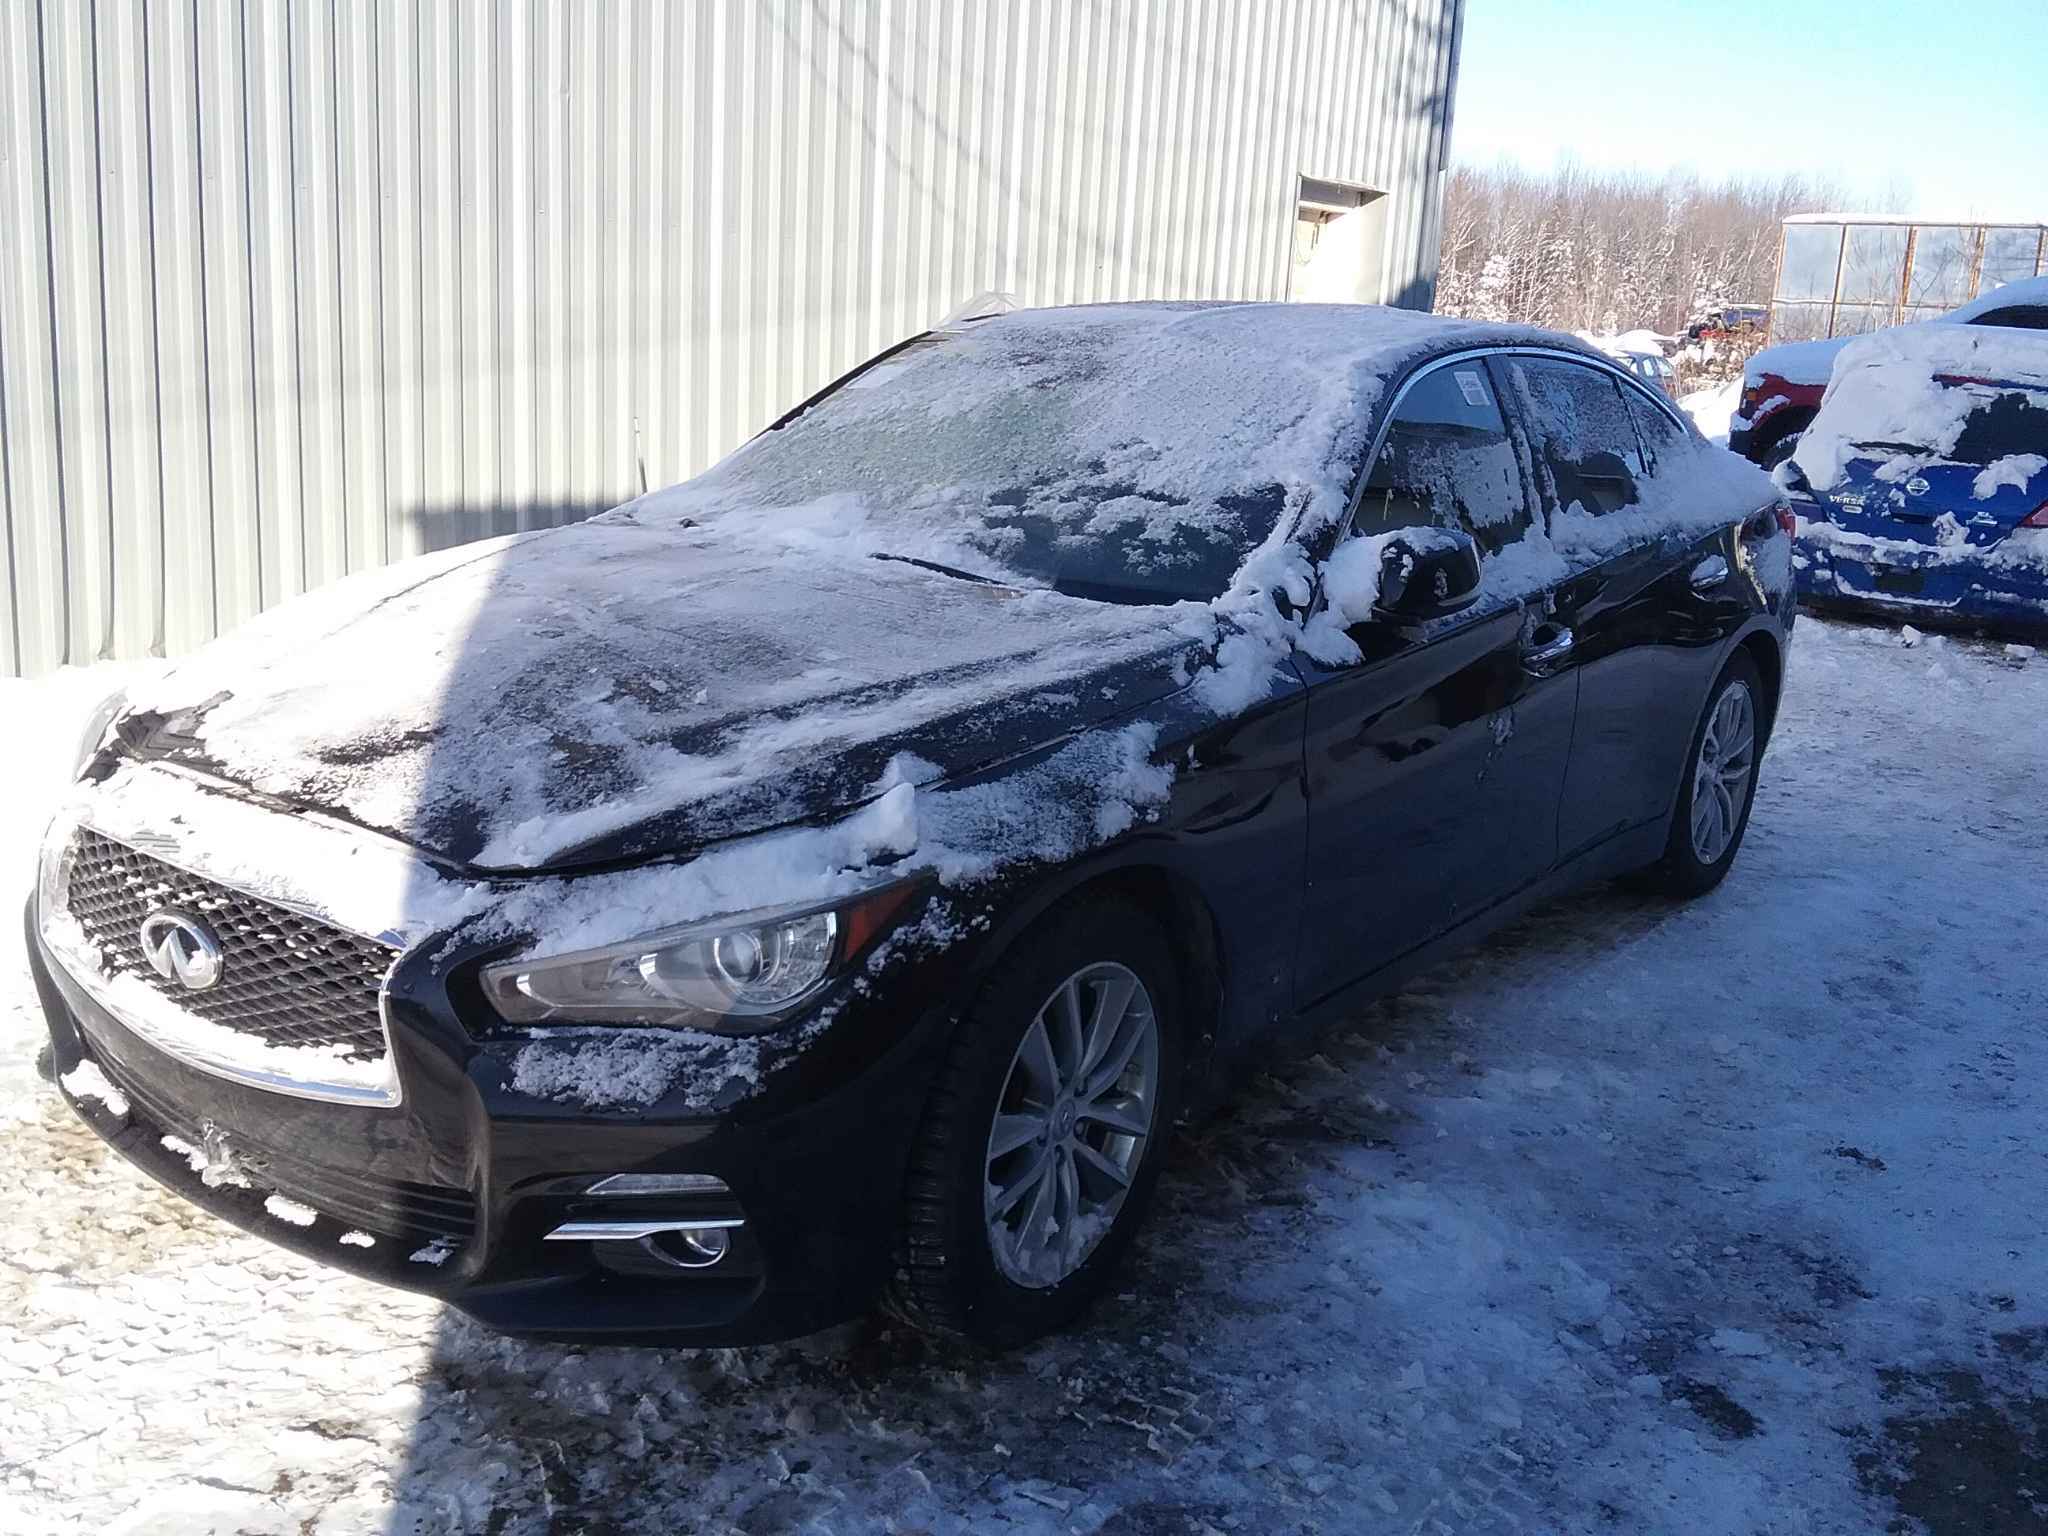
[[32, 897, 959, 1345]]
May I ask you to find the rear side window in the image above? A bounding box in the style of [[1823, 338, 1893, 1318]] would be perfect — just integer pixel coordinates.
[[1969, 306, 2048, 331], [1501, 357, 1644, 516], [1353, 363, 1532, 556], [1624, 389, 1690, 475], [1951, 391, 2048, 463]]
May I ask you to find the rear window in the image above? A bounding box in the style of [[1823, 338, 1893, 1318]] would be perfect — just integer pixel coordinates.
[[1950, 391, 2048, 463], [1969, 305, 2048, 331]]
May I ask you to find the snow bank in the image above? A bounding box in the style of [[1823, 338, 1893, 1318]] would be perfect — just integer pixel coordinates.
[[1682, 379, 1741, 446]]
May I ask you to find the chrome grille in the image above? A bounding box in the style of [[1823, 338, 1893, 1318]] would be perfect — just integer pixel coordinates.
[[62, 829, 393, 1061]]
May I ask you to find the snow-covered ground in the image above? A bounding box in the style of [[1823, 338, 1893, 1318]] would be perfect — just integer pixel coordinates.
[[1683, 378, 1742, 446], [5, 618, 2047, 1535]]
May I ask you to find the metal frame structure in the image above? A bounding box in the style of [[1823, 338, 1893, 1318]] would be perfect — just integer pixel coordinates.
[[1767, 215, 2048, 343]]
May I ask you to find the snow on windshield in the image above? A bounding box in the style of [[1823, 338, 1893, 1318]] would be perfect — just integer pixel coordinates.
[[623, 303, 1478, 603], [1794, 325, 2048, 489]]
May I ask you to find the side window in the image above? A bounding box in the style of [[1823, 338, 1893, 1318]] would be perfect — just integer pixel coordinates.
[[1502, 357, 1645, 516], [1623, 387, 1689, 476], [1353, 363, 1531, 556], [1970, 305, 2048, 331]]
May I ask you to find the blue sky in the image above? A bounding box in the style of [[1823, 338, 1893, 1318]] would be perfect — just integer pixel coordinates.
[[1450, 0, 2048, 219]]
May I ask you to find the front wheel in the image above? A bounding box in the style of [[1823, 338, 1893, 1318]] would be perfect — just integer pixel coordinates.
[[888, 900, 1182, 1348], [1641, 653, 1766, 897]]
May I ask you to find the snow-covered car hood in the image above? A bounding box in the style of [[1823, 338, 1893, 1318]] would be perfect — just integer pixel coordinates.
[[1744, 334, 1851, 392], [108, 519, 1202, 873]]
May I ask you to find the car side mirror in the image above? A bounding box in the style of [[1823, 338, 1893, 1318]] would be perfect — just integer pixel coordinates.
[[1370, 529, 1483, 625]]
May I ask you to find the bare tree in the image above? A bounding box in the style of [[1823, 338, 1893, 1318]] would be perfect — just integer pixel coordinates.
[[1436, 161, 1846, 337]]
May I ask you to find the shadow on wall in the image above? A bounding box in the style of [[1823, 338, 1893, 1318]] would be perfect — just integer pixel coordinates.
[[403, 502, 623, 556]]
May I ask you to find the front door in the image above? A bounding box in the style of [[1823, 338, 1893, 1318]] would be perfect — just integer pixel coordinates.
[[1293, 358, 1576, 1010]]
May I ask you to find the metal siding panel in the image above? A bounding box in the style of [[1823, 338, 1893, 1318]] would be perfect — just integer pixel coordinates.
[[498, 0, 535, 517], [414, 0, 462, 544], [739, 0, 774, 438], [374, 0, 423, 563], [534, 0, 569, 515], [292, 0, 347, 592], [148, 0, 219, 648], [243, 0, 304, 607], [2, 0, 1459, 673], [94, 1, 165, 660], [333, 0, 386, 573], [196, 3, 264, 630], [45, 2, 114, 663], [0, 0, 64, 675], [457, 0, 501, 529]]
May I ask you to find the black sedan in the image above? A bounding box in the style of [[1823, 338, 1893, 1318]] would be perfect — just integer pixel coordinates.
[[35, 302, 1793, 1347]]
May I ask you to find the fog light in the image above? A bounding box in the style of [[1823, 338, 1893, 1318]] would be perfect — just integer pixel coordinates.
[[644, 1226, 729, 1269]]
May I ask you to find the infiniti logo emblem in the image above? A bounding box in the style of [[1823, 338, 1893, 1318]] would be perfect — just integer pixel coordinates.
[[138, 909, 225, 991]]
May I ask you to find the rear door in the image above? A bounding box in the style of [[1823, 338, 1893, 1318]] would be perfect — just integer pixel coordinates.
[[1495, 353, 1754, 859], [1292, 357, 1577, 1009]]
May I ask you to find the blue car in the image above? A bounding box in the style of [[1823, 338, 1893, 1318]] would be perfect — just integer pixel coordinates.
[[1786, 325, 2048, 637]]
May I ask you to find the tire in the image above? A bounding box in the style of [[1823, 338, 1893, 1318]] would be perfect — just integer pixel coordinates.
[[1641, 652, 1767, 898], [888, 898, 1183, 1349], [1759, 428, 1804, 472]]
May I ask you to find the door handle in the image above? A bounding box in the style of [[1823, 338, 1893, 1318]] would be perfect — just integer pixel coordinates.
[[1689, 554, 1731, 592], [1521, 624, 1575, 674]]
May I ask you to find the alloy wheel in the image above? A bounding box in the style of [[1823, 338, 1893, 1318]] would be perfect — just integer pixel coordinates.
[[1690, 679, 1757, 866], [983, 961, 1161, 1289]]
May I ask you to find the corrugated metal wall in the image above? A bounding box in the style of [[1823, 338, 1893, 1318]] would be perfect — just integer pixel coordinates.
[[0, 0, 1462, 677]]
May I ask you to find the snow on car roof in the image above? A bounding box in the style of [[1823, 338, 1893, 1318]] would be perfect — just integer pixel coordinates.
[[1793, 323, 2048, 488]]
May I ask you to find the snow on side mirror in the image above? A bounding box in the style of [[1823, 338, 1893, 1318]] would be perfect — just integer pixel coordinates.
[[1371, 529, 1483, 626]]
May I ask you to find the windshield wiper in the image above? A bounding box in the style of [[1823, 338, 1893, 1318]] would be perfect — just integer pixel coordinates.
[[869, 552, 1006, 586]]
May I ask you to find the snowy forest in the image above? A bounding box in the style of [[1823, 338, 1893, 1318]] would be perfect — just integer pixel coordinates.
[[1434, 161, 1840, 336]]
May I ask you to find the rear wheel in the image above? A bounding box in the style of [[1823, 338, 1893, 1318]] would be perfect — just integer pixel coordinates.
[[1642, 653, 1766, 897], [889, 900, 1181, 1348]]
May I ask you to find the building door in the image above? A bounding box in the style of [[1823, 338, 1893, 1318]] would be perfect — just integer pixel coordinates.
[[1289, 176, 1388, 304]]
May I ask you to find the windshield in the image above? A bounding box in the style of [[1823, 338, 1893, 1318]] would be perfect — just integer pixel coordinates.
[[639, 306, 1390, 604]]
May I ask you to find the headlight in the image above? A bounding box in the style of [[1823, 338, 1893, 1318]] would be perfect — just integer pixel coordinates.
[[36, 815, 76, 916], [72, 688, 128, 777], [480, 881, 920, 1031]]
